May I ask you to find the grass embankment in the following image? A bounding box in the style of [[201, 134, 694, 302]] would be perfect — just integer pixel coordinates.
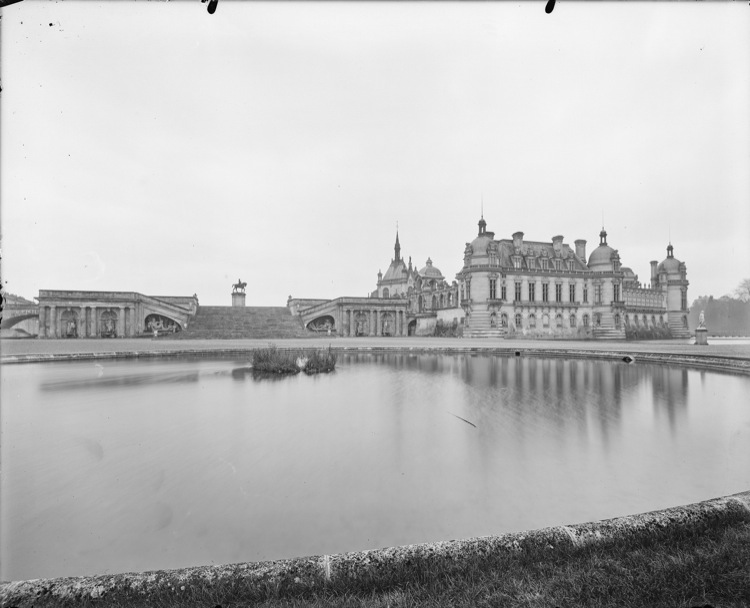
[[251, 346, 337, 375], [5, 508, 748, 608]]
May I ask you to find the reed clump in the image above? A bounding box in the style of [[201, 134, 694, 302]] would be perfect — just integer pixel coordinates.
[[251, 345, 337, 375]]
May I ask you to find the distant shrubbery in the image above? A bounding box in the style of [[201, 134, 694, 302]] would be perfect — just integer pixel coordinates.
[[251, 345, 337, 375], [625, 326, 672, 340], [688, 294, 750, 336], [434, 319, 461, 337]]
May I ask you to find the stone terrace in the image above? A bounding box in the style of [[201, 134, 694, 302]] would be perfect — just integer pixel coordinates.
[[170, 306, 311, 340], [2, 336, 749, 362]]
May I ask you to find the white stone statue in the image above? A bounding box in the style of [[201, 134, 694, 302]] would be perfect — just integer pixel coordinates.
[[698, 310, 705, 329]]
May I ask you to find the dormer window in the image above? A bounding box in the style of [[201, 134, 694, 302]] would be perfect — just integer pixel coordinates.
[[541, 259, 548, 271], [513, 257, 522, 269]]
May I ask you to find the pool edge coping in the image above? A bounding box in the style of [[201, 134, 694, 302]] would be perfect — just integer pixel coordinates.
[[2, 345, 749, 376], [2, 490, 749, 604]]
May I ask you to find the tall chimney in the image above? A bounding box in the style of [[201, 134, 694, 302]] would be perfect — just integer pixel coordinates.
[[552, 235, 564, 253], [650, 260, 658, 287], [574, 239, 587, 262]]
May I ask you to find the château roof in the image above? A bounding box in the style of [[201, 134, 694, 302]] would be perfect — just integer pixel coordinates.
[[418, 258, 444, 279]]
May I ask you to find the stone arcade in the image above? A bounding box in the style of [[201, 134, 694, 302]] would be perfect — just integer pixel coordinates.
[[35, 290, 198, 339]]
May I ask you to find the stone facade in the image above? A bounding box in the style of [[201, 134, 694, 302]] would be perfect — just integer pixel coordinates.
[[457, 217, 690, 339], [35, 290, 199, 339], [291, 218, 689, 340]]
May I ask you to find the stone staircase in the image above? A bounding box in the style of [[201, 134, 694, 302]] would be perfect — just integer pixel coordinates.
[[593, 327, 626, 340], [464, 309, 507, 339], [169, 306, 311, 340]]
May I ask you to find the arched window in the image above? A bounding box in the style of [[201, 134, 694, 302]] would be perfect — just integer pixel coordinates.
[[542, 313, 550, 328], [514, 313, 522, 328], [529, 314, 537, 328], [382, 287, 390, 298], [583, 314, 590, 327], [642, 314, 648, 327], [418, 295, 423, 312], [556, 313, 563, 328], [432, 295, 438, 309], [570, 314, 577, 328]]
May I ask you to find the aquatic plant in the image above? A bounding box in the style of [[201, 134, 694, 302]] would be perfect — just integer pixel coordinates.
[[251, 346, 336, 375]]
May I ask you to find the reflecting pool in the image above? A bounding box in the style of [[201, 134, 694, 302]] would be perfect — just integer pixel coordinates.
[[2, 353, 749, 581]]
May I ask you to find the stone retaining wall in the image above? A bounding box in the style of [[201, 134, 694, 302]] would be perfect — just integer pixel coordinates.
[[2, 491, 749, 606], [3, 346, 750, 376]]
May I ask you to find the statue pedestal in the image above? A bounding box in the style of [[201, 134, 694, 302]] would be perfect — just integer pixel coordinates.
[[232, 292, 246, 307], [695, 327, 708, 346]]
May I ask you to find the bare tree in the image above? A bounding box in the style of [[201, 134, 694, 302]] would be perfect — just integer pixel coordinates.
[[735, 278, 750, 303]]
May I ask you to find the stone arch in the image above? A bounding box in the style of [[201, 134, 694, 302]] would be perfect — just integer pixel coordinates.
[[145, 313, 182, 334], [556, 313, 563, 328], [100, 309, 118, 338], [381, 312, 395, 336], [382, 287, 390, 298], [570, 313, 577, 328], [431, 295, 438, 310], [353, 311, 369, 336], [307, 315, 335, 333], [407, 319, 417, 336], [61, 309, 79, 338]]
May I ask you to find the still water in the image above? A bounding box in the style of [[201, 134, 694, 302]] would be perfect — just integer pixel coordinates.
[[2, 353, 749, 581]]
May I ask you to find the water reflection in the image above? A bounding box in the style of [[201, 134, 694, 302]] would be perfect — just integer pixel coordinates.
[[2, 354, 749, 582]]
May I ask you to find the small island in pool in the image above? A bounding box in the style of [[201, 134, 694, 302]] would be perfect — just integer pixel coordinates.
[[251, 345, 337, 375]]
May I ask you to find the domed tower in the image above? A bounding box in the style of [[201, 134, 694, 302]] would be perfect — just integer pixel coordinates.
[[585, 228, 625, 339], [655, 243, 690, 337], [458, 216, 503, 336]]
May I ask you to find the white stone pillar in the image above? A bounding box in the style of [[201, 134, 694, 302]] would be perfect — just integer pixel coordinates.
[[79, 306, 86, 337], [50, 305, 57, 338], [38, 306, 46, 338], [369, 310, 375, 336]]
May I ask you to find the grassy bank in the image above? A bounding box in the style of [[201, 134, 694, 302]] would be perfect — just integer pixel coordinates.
[[251, 345, 337, 375], [3, 504, 748, 608]]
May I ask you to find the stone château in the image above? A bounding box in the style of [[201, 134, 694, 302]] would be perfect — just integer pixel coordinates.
[[291, 216, 690, 339], [6, 217, 689, 340]]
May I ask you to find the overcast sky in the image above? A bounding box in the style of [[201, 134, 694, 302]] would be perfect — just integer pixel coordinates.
[[2, 1, 748, 307]]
